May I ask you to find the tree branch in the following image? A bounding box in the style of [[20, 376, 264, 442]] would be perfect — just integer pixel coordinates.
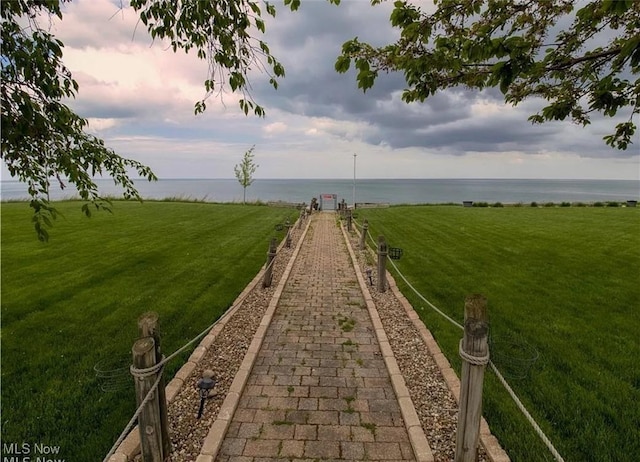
[[546, 47, 621, 71]]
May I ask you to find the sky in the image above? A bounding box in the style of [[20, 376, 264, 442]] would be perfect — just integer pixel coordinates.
[[3, 0, 639, 180]]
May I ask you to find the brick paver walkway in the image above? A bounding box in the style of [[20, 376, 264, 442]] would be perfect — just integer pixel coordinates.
[[217, 212, 415, 462]]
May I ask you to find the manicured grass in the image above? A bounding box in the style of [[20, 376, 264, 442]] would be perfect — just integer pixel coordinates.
[[357, 206, 640, 462], [1, 201, 296, 461]]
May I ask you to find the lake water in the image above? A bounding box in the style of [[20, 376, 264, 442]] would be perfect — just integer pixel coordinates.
[[1, 178, 638, 205]]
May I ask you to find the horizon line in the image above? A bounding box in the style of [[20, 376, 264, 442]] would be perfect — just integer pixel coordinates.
[[1, 177, 638, 183]]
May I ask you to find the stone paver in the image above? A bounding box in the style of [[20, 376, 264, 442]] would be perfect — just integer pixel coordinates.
[[216, 212, 415, 461]]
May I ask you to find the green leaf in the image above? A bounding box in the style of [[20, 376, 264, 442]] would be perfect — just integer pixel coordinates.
[[355, 59, 369, 72], [335, 55, 351, 73], [239, 99, 249, 115], [620, 36, 640, 60], [266, 2, 276, 16], [284, 0, 301, 11], [249, 2, 260, 15], [528, 114, 545, 124], [273, 62, 285, 77]]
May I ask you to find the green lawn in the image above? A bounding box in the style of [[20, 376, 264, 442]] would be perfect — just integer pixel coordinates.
[[1, 200, 295, 461], [357, 206, 640, 462]]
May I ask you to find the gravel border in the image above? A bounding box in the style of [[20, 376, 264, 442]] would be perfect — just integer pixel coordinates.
[[165, 221, 307, 462], [109, 216, 307, 462], [110, 214, 509, 462], [344, 222, 509, 462]]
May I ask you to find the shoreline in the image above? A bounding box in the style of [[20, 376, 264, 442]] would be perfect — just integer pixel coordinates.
[[2, 178, 638, 205]]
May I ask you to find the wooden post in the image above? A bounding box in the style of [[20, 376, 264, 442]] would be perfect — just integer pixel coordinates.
[[263, 237, 277, 288], [360, 219, 368, 250], [132, 337, 164, 462], [346, 209, 352, 232], [285, 220, 292, 248], [455, 295, 490, 462], [377, 235, 387, 293], [138, 313, 171, 457]]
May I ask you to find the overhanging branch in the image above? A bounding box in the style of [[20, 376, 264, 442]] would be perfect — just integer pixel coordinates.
[[546, 47, 622, 71]]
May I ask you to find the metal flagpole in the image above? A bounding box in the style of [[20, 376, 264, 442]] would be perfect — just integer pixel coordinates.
[[353, 153, 357, 208]]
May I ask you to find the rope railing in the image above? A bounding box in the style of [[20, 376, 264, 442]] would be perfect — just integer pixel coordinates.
[[103, 269, 264, 462], [126, 250, 280, 378], [103, 229, 286, 462], [489, 362, 565, 462], [103, 365, 165, 462], [387, 257, 464, 330], [351, 217, 565, 462]]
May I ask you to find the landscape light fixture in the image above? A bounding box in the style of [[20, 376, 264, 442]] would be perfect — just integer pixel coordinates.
[[196, 370, 216, 419], [365, 268, 373, 286], [389, 247, 404, 260]]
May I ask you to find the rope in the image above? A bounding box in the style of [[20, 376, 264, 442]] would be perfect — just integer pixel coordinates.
[[103, 364, 165, 462], [104, 222, 299, 460], [387, 257, 464, 330], [459, 339, 490, 366], [489, 361, 565, 462], [130, 237, 282, 377], [131, 312, 232, 377], [130, 355, 166, 379], [354, 221, 565, 462], [359, 223, 463, 329]]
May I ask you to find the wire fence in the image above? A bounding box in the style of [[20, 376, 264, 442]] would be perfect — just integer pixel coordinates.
[[104, 214, 564, 462], [351, 217, 565, 462], [103, 364, 166, 462], [102, 237, 283, 462], [94, 357, 132, 392], [104, 209, 306, 461]]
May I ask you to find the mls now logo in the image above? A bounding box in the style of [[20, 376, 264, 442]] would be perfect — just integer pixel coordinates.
[[3, 442, 64, 462]]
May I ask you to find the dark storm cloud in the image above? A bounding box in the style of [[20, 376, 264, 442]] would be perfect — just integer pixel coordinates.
[[268, 0, 398, 50], [254, 1, 637, 159], [256, 2, 525, 151], [363, 115, 557, 153], [548, 120, 639, 159]]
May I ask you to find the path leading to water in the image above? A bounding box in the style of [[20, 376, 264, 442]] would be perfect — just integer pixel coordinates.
[[216, 212, 416, 461], [109, 209, 508, 462]]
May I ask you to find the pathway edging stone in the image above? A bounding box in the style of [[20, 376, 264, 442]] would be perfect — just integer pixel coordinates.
[[109, 214, 310, 462], [111, 210, 510, 462], [196, 215, 313, 462], [349, 219, 510, 462], [341, 223, 435, 462]]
